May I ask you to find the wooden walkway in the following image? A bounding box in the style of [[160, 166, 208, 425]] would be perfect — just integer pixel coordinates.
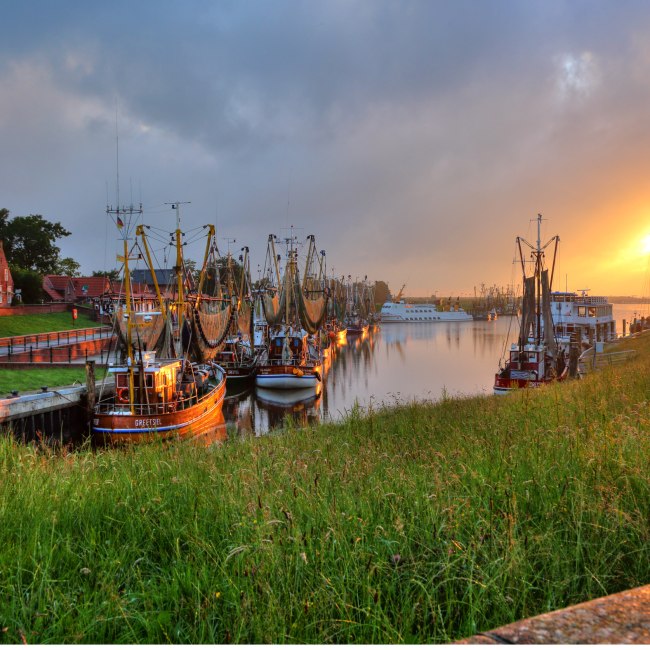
[[457, 584, 650, 644]]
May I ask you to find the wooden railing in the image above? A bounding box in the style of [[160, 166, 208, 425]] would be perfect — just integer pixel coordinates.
[[578, 349, 637, 376]]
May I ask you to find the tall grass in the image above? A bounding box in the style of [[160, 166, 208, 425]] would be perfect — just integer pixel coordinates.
[[0, 333, 648, 643]]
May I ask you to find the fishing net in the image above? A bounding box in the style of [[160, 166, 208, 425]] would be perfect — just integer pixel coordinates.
[[190, 299, 234, 361]]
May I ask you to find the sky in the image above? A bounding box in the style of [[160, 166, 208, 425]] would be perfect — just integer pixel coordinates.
[[2, 0, 650, 298]]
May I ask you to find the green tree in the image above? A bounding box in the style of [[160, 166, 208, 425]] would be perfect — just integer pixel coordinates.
[[373, 280, 390, 306], [0, 209, 72, 275], [55, 257, 81, 277], [93, 269, 121, 281], [10, 267, 43, 304]]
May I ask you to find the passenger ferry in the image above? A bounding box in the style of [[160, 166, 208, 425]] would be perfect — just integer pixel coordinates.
[[380, 300, 473, 323], [548, 290, 616, 349]]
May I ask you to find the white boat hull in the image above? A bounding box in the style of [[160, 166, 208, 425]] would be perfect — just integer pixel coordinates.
[[255, 372, 320, 389], [380, 300, 473, 323]]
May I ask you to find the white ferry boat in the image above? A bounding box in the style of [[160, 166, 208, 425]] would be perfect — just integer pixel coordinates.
[[380, 299, 473, 323], [547, 290, 616, 349]]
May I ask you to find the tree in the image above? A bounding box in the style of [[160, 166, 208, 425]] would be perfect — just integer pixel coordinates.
[[10, 267, 43, 304], [373, 280, 390, 306], [0, 209, 72, 275], [55, 257, 81, 277], [93, 269, 121, 281]]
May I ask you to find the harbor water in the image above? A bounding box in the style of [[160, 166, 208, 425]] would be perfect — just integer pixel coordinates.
[[223, 304, 644, 437]]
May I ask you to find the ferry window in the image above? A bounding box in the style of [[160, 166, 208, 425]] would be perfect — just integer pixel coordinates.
[[528, 353, 538, 363], [588, 307, 596, 317], [577, 306, 587, 317], [117, 374, 128, 388], [146, 375, 153, 388]]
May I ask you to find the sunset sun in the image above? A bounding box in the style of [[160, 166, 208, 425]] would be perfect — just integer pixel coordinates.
[[642, 234, 650, 256]]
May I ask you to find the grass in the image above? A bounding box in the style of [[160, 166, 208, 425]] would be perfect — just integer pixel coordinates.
[[0, 367, 108, 394], [0, 332, 648, 643], [0, 311, 99, 337]]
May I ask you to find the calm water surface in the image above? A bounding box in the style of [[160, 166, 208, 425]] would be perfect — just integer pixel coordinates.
[[223, 304, 643, 436]]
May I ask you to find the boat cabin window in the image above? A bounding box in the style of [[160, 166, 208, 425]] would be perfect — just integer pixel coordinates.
[[578, 306, 587, 317], [588, 307, 596, 317], [290, 338, 302, 354], [145, 374, 153, 388], [117, 374, 128, 388]]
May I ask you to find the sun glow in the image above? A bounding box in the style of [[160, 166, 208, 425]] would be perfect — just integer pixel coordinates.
[[641, 234, 650, 256]]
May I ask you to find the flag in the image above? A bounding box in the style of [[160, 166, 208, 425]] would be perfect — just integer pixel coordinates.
[[116, 216, 124, 228]]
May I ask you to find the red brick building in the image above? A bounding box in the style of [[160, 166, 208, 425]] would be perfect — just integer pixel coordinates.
[[0, 241, 14, 309]]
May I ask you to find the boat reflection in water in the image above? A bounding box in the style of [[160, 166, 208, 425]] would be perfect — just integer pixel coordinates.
[[185, 411, 228, 447]]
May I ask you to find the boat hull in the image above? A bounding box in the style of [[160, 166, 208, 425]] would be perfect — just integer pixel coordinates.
[[92, 378, 226, 444], [493, 367, 568, 395], [381, 313, 473, 323], [255, 364, 321, 389]]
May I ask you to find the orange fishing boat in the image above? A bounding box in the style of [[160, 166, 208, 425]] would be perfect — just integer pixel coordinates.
[[93, 203, 230, 443]]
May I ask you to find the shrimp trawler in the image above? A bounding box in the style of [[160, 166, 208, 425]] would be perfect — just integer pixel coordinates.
[[256, 232, 328, 390], [209, 245, 260, 383], [494, 214, 568, 395], [92, 203, 228, 443]]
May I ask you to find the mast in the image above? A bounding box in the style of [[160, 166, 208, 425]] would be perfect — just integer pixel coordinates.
[[166, 202, 190, 355], [136, 225, 167, 316], [536, 213, 542, 345], [108, 202, 143, 409]]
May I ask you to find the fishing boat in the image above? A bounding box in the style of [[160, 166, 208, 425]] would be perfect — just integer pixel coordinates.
[[344, 276, 374, 336], [208, 246, 259, 383], [493, 214, 568, 395], [93, 204, 228, 443], [256, 232, 327, 390]]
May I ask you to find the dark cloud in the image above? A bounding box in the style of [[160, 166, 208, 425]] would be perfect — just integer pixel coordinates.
[[2, 0, 650, 293]]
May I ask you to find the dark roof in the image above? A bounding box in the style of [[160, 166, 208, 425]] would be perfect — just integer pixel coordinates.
[[131, 268, 176, 286]]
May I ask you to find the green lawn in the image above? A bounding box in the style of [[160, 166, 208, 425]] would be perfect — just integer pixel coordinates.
[[0, 367, 107, 394], [0, 311, 99, 337]]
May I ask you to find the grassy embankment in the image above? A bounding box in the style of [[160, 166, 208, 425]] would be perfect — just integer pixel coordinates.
[[0, 312, 105, 393], [0, 333, 648, 643], [0, 311, 97, 337]]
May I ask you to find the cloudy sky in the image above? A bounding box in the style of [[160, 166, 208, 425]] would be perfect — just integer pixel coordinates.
[[2, 0, 650, 297]]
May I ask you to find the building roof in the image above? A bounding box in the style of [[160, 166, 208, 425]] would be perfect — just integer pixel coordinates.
[[131, 268, 177, 286], [71, 277, 113, 299]]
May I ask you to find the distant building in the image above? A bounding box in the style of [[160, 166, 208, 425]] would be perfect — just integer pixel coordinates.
[[0, 240, 14, 308], [43, 275, 75, 302], [44, 275, 114, 303]]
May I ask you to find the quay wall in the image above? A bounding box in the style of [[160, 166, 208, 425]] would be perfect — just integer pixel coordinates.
[[0, 303, 69, 316]]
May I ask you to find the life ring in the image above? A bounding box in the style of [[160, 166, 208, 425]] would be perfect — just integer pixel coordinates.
[[117, 387, 129, 403]]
